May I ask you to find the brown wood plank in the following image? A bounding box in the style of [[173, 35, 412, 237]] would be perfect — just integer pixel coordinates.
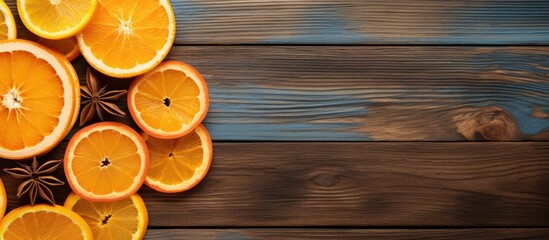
[[62, 46, 549, 141], [144, 228, 549, 240], [5, 0, 549, 44], [1, 142, 548, 227]]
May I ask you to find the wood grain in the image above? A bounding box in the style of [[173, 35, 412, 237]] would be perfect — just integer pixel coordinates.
[[5, 0, 549, 44], [144, 228, 549, 240], [61, 46, 549, 141], [1, 142, 548, 227]]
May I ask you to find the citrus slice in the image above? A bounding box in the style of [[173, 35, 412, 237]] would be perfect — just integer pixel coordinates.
[[64, 192, 148, 240], [0, 39, 78, 160], [65, 122, 149, 202], [128, 61, 209, 139], [77, 0, 175, 78], [17, 0, 97, 39], [0, 0, 16, 40], [143, 124, 213, 193], [0, 204, 93, 240], [37, 37, 81, 61], [0, 178, 6, 219]]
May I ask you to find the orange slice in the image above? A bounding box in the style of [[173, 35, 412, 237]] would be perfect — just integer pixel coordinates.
[[0, 39, 78, 160], [0, 204, 93, 239], [37, 37, 81, 61], [64, 192, 148, 240], [77, 0, 175, 78], [143, 124, 213, 193], [65, 122, 149, 202], [0, 178, 6, 219], [128, 61, 209, 139], [0, 0, 16, 40], [17, 0, 97, 39]]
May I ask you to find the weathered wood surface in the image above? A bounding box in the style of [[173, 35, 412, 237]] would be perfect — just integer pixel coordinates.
[[61, 46, 549, 141], [1, 142, 548, 227], [5, 0, 549, 44], [144, 228, 549, 240]]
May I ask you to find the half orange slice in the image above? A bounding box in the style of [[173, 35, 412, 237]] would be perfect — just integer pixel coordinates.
[[0, 204, 93, 239], [65, 122, 149, 202], [17, 0, 97, 39], [143, 124, 213, 193], [128, 61, 209, 139], [37, 37, 81, 61], [65, 193, 148, 240], [0, 39, 78, 160], [77, 0, 175, 78], [0, 0, 16, 40]]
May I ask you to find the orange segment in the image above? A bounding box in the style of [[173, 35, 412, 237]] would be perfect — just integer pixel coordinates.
[[65, 122, 149, 202], [0, 204, 93, 240], [77, 0, 175, 78], [64, 193, 148, 240], [0, 0, 16, 40], [17, 0, 97, 39], [37, 37, 81, 61], [0, 39, 78, 160], [128, 61, 209, 139], [0, 178, 6, 219], [143, 124, 213, 193]]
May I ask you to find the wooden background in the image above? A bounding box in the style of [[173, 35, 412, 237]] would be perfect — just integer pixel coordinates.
[[2, 0, 549, 239]]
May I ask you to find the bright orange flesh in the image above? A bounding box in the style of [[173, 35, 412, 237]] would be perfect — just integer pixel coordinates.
[[128, 61, 209, 139], [65, 122, 149, 202], [64, 193, 148, 240], [0, 0, 16, 40], [0, 39, 78, 160], [0, 178, 6, 219], [17, 0, 97, 39], [144, 124, 213, 193], [77, 0, 175, 77], [37, 37, 81, 61], [0, 204, 93, 240]]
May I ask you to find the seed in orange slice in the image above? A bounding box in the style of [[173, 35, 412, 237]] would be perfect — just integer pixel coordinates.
[[65, 122, 149, 202], [128, 61, 209, 139], [0, 39, 79, 160], [0, 204, 93, 240], [77, 0, 175, 78], [143, 124, 213, 193], [17, 0, 97, 39], [0, 178, 6, 219], [0, 0, 16, 40], [37, 37, 81, 61], [64, 192, 148, 240]]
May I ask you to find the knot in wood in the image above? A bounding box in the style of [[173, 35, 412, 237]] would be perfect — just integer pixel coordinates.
[[453, 106, 519, 141]]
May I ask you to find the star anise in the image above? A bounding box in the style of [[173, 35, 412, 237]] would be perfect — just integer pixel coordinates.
[[80, 68, 127, 126], [3, 157, 64, 205]]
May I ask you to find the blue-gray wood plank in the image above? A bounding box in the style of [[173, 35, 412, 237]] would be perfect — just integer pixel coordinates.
[[5, 0, 549, 44], [61, 46, 549, 141]]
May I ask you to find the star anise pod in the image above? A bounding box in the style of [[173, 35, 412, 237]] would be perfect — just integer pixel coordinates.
[[80, 68, 127, 126], [3, 157, 64, 205]]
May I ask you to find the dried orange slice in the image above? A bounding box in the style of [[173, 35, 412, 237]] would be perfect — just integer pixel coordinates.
[[17, 0, 97, 39], [77, 0, 175, 78], [65, 122, 149, 202], [143, 124, 213, 193], [128, 61, 209, 139], [37, 37, 81, 61], [0, 204, 93, 239], [64, 192, 148, 240], [0, 178, 6, 219], [0, 0, 16, 40], [0, 39, 79, 160]]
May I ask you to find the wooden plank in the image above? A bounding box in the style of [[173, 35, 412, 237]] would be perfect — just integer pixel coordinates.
[[5, 0, 549, 44], [144, 228, 549, 240], [63, 46, 548, 141], [1, 142, 548, 227]]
